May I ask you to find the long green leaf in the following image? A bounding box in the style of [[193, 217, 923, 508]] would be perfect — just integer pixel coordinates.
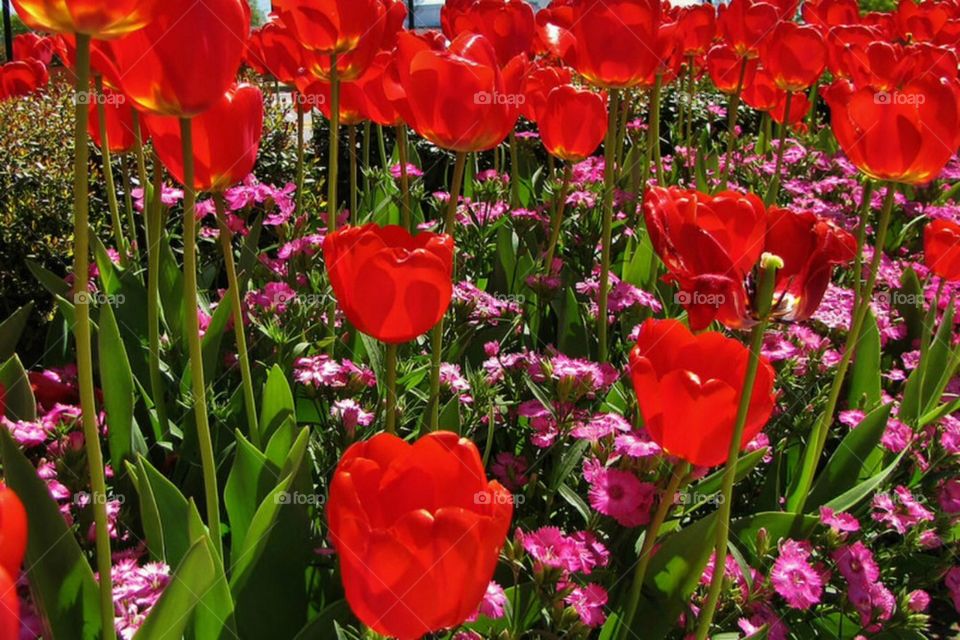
[[0, 355, 36, 421], [0, 303, 33, 361], [98, 302, 137, 470]]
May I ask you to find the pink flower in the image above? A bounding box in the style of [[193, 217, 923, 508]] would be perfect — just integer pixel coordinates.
[[516, 527, 609, 575], [819, 507, 860, 535], [871, 486, 935, 535], [907, 589, 930, 612], [770, 539, 824, 610], [586, 467, 655, 528], [330, 399, 373, 437], [880, 419, 913, 453], [490, 453, 529, 492], [833, 542, 881, 584], [939, 478, 960, 514], [946, 567, 960, 613], [570, 412, 631, 442], [467, 581, 507, 621], [564, 583, 607, 627], [389, 162, 423, 179], [613, 428, 663, 459]]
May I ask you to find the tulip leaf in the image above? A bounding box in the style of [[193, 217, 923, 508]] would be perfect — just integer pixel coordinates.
[[731, 511, 818, 561], [238, 213, 265, 282], [26, 258, 72, 299], [90, 230, 122, 296], [919, 303, 959, 417], [230, 427, 312, 638], [0, 427, 102, 639], [158, 230, 186, 343], [200, 292, 233, 381], [293, 601, 352, 639], [224, 430, 277, 554], [692, 447, 769, 503], [806, 403, 892, 511], [98, 301, 138, 470], [824, 450, 906, 513], [0, 355, 36, 421], [129, 456, 195, 568], [0, 302, 33, 361], [846, 306, 882, 410], [259, 364, 296, 447]]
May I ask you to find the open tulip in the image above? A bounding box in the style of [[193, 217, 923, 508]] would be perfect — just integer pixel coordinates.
[[297, 77, 368, 126], [567, 0, 662, 89], [677, 4, 717, 56], [442, 0, 536, 66], [760, 22, 826, 92], [822, 68, 960, 185], [643, 186, 856, 330], [11, 0, 159, 38], [717, 0, 779, 59], [87, 88, 145, 154], [706, 44, 759, 94], [327, 431, 513, 640], [0, 485, 27, 579], [629, 319, 776, 468], [0, 59, 48, 101], [144, 84, 264, 192], [539, 85, 608, 162], [301, 0, 394, 82], [279, 0, 382, 56], [394, 32, 526, 153], [925, 219, 960, 281], [246, 17, 304, 84], [13, 33, 54, 64], [802, 0, 861, 32], [356, 53, 403, 127], [520, 63, 573, 122], [323, 224, 454, 344], [108, 0, 250, 117]]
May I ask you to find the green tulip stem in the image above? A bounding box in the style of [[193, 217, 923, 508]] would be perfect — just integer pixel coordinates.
[[180, 117, 223, 560], [349, 124, 358, 224], [384, 342, 398, 435], [397, 125, 412, 231], [598, 89, 621, 363], [147, 151, 168, 440], [719, 58, 748, 190], [327, 54, 341, 355], [651, 74, 664, 186], [544, 164, 572, 273], [119, 155, 139, 264], [296, 103, 305, 218], [94, 75, 127, 262], [764, 91, 792, 206]]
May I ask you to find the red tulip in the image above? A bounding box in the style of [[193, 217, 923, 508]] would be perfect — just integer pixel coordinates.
[[54, 36, 122, 90], [11, 0, 159, 38], [822, 67, 960, 184], [394, 32, 527, 153], [769, 89, 811, 127], [759, 22, 826, 92], [924, 219, 960, 281], [357, 53, 403, 127], [108, 0, 250, 117], [279, 0, 382, 56], [539, 85, 608, 162], [0, 59, 48, 101], [301, 0, 394, 82], [12, 33, 54, 65], [629, 319, 776, 468], [246, 17, 304, 84], [297, 76, 368, 126], [520, 62, 572, 122], [802, 0, 861, 32], [442, 0, 536, 66], [677, 5, 717, 56], [323, 224, 454, 344], [706, 43, 758, 94], [643, 186, 856, 330], [567, 0, 662, 89], [824, 25, 880, 79], [327, 431, 513, 640], [897, 0, 951, 43], [88, 88, 146, 154], [0, 567, 18, 640], [742, 67, 781, 112], [0, 485, 27, 579], [144, 84, 264, 192], [717, 0, 779, 59]]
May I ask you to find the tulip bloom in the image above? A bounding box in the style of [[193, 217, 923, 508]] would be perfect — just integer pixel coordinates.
[[280, 0, 382, 55], [245, 17, 304, 84], [11, 0, 158, 38], [109, 0, 250, 117], [822, 72, 960, 185], [12, 33, 54, 64], [677, 4, 717, 57], [539, 85, 608, 162], [0, 485, 27, 580], [442, 0, 536, 66], [87, 89, 145, 154], [706, 44, 758, 94], [520, 63, 572, 122], [144, 84, 264, 192], [760, 22, 826, 92], [567, 0, 662, 89], [643, 186, 856, 330], [0, 567, 18, 640], [323, 224, 454, 344], [301, 0, 395, 83], [394, 32, 526, 153], [328, 431, 513, 640], [0, 59, 48, 101], [629, 319, 776, 468], [925, 219, 960, 282], [717, 0, 779, 59], [802, 0, 861, 32]]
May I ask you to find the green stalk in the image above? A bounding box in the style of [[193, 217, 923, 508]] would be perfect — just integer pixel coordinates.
[[179, 117, 223, 559], [695, 255, 781, 640], [397, 125, 411, 230], [71, 35, 114, 640], [214, 194, 260, 448], [146, 152, 168, 440], [131, 110, 148, 191], [362, 121, 371, 201], [718, 58, 748, 190], [120, 155, 139, 263], [296, 103, 305, 216], [95, 76, 126, 261], [651, 75, 664, 186], [349, 124, 358, 224], [685, 56, 696, 153], [597, 90, 621, 363], [544, 164, 572, 272], [788, 183, 896, 513], [851, 181, 875, 306], [618, 463, 689, 639], [427, 151, 467, 432], [384, 342, 398, 435], [509, 131, 520, 207], [377, 124, 388, 171], [326, 56, 341, 356], [764, 92, 792, 206]]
